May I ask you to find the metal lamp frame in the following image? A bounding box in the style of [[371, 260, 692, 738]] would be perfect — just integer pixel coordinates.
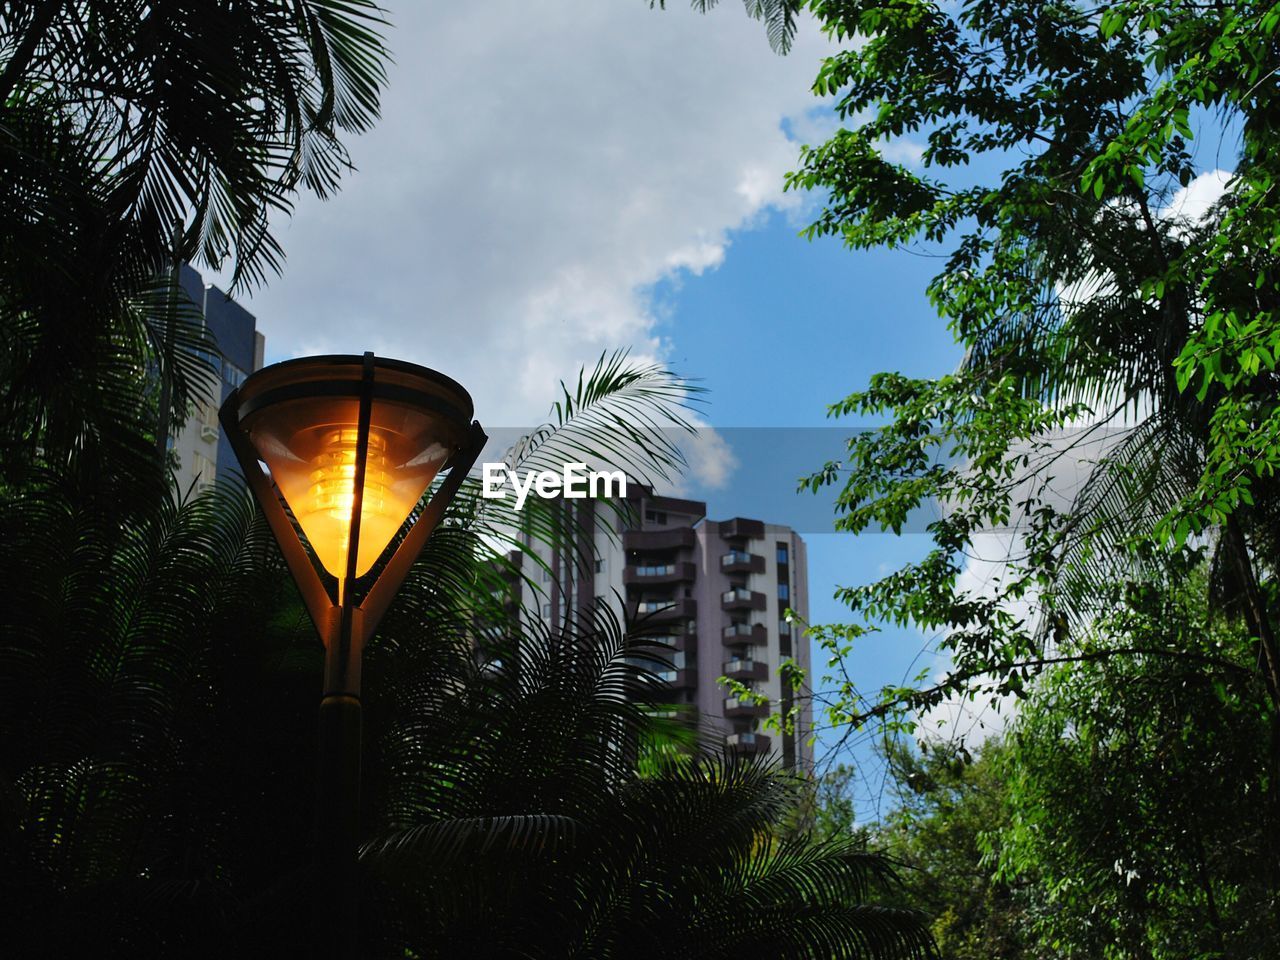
[[220, 352, 487, 688]]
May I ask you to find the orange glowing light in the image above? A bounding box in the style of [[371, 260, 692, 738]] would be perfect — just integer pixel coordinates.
[[231, 357, 473, 580]]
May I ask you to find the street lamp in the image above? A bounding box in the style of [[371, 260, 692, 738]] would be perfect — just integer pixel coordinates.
[[219, 352, 486, 954]]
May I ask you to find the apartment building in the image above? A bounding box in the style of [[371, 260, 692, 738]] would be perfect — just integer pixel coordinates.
[[510, 486, 812, 772], [169, 263, 265, 494]]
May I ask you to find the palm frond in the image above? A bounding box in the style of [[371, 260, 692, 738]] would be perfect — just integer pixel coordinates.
[[461, 349, 702, 611], [360, 814, 580, 872], [1046, 413, 1204, 639], [663, 0, 804, 53]]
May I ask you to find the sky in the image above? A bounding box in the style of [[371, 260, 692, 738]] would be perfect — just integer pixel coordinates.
[[208, 1, 1093, 814], [207, 0, 1245, 820]]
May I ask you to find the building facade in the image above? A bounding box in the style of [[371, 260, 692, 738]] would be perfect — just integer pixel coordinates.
[[511, 487, 813, 772], [169, 264, 265, 494]]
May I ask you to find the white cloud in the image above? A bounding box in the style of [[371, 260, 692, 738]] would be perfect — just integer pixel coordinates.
[[880, 138, 926, 168], [913, 417, 1149, 747], [1163, 168, 1233, 223], [666, 422, 740, 495], [786, 106, 840, 149], [914, 532, 1026, 747], [663, 239, 727, 275], [215, 2, 835, 424]]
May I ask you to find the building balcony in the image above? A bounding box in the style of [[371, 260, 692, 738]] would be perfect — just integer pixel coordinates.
[[630, 632, 685, 653], [721, 588, 766, 612], [631, 598, 697, 622], [623, 527, 696, 553], [723, 696, 769, 719], [623, 560, 697, 586], [657, 667, 698, 691], [720, 550, 765, 575], [719, 517, 764, 540], [722, 622, 767, 646], [723, 657, 767, 682], [726, 731, 771, 753]]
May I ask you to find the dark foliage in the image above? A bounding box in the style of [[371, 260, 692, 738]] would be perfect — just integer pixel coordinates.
[[0, 1, 390, 505], [0, 472, 936, 958]]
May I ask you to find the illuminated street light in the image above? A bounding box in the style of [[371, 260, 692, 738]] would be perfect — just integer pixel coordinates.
[[220, 352, 486, 956]]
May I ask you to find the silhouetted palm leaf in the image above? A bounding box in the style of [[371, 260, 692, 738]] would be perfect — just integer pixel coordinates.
[[0, 1, 391, 507]]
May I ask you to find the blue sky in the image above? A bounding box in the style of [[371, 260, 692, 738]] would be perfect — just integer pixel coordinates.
[[650, 209, 959, 425], [646, 207, 962, 813]]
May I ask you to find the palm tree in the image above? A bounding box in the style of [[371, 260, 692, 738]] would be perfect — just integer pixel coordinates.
[[0, 355, 936, 959], [951, 175, 1280, 701], [0, 1, 390, 501], [359, 612, 936, 959]]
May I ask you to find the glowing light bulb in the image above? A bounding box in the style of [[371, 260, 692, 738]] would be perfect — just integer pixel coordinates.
[[309, 428, 388, 519], [292, 428, 401, 579]]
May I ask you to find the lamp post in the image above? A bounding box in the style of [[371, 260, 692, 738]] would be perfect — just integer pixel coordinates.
[[219, 352, 486, 956]]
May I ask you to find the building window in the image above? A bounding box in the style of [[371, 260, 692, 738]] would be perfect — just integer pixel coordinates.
[[778, 583, 789, 601], [542, 603, 552, 617], [192, 451, 215, 482], [635, 563, 675, 577], [542, 566, 551, 582], [645, 509, 667, 525], [197, 402, 220, 441], [777, 544, 789, 565], [636, 600, 677, 614], [221, 358, 248, 388], [595, 558, 605, 573]]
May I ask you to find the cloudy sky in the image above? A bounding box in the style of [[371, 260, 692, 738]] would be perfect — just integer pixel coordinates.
[[225, 2, 853, 422], [211, 2, 966, 808]]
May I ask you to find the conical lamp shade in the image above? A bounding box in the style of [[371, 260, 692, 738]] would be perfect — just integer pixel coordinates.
[[229, 356, 474, 579]]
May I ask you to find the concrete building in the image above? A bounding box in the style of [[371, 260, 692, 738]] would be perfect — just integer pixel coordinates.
[[510, 486, 812, 772], [169, 264, 265, 494]]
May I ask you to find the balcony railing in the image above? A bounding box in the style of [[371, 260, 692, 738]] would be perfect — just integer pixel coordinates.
[[722, 622, 767, 646], [720, 550, 765, 574], [721, 588, 766, 611], [637, 563, 675, 577], [719, 517, 764, 540], [636, 600, 677, 614], [723, 657, 767, 681], [724, 696, 769, 719], [623, 527, 696, 552], [623, 560, 697, 586], [640, 635, 680, 647], [631, 598, 697, 621], [726, 731, 771, 752], [657, 667, 697, 690]]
